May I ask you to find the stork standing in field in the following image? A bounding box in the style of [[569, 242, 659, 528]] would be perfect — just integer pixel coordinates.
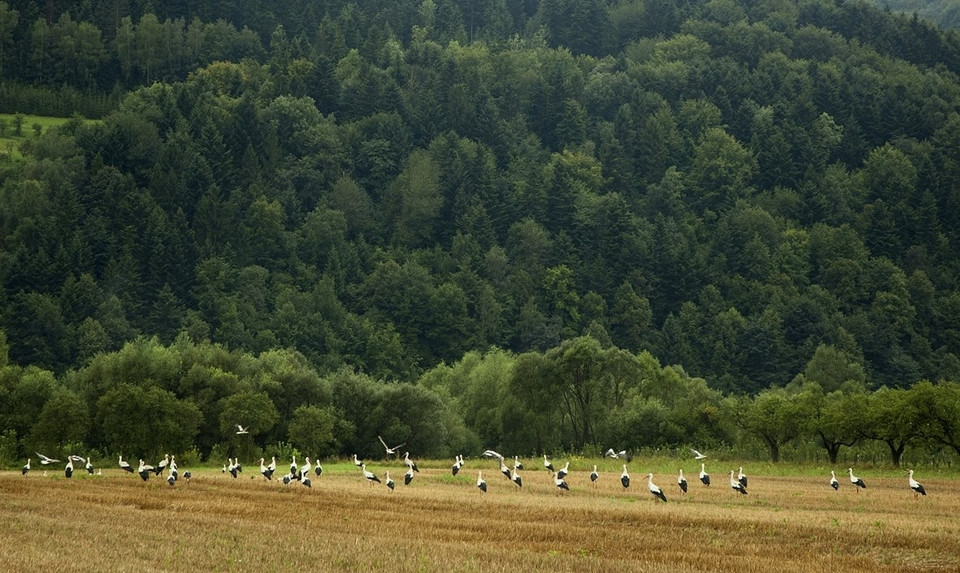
[[848, 468, 866, 492], [64, 458, 74, 479], [908, 470, 926, 498], [499, 457, 512, 480], [477, 470, 487, 493], [403, 452, 419, 473], [138, 459, 154, 482], [352, 454, 363, 468], [155, 454, 170, 477], [167, 473, 176, 487], [377, 436, 404, 458], [404, 466, 415, 486], [228, 458, 240, 479], [590, 465, 599, 485], [513, 456, 523, 470], [648, 473, 667, 503], [301, 471, 312, 489], [544, 455, 554, 473], [169, 456, 178, 481], [553, 472, 570, 495], [511, 467, 523, 489], [452, 454, 464, 476], [699, 463, 711, 487], [620, 465, 630, 490], [314, 459, 323, 477], [557, 461, 570, 481], [119, 455, 133, 473], [737, 467, 748, 489], [385, 471, 395, 491], [830, 471, 839, 491], [21, 459, 30, 476], [678, 469, 688, 495], [729, 470, 748, 495], [300, 457, 312, 481], [260, 458, 273, 480], [183, 471, 191, 483], [85, 456, 94, 475], [361, 464, 381, 485]]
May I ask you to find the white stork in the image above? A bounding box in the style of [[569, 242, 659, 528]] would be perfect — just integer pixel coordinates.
[[361, 464, 381, 485], [169, 456, 178, 481], [513, 456, 523, 470], [404, 466, 414, 486], [228, 458, 239, 479], [543, 455, 554, 473], [908, 470, 926, 497], [830, 470, 839, 491], [678, 469, 688, 495], [482, 449, 503, 460], [119, 455, 133, 473], [737, 466, 748, 489], [691, 449, 708, 460], [156, 454, 170, 476], [301, 471, 312, 489], [300, 457, 312, 480], [291, 454, 299, 478], [452, 454, 464, 476], [403, 452, 419, 473], [282, 473, 292, 485], [848, 468, 866, 492], [699, 463, 711, 486], [64, 458, 74, 479], [352, 454, 363, 468], [267, 456, 277, 477], [182, 471, 191, 483], [499, 457, 511, 480], [648, 473, 667, 503], [377, 436, 405, 458], [314, 459, 323, 477], [605, 448, 627, 460], [235, 424, 249, 435], [260, 458, 273, 480], [620, 464, 630, 490], [511, 467, 523, 488], [729, 470, 748, 495], [21, 459, 30, 476], [85, 456, 94, 475], [167, 473, 176, 487], [590, 464, 599, 485], [137, 459, 154, 482], [385, 471, 395, 491], [557, 461, 570, 480], [477, 470, 487, 493], [36, 452, 60, 465], [553, 472, 570, 495]]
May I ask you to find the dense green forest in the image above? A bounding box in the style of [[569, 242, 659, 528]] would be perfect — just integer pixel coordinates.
[[2, 0, 960, 466], [872, 0, 960, 30]]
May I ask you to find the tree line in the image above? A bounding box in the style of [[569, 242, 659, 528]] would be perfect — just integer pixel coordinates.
[[1, 332, 958, 468], [2, 0, 960, 465]]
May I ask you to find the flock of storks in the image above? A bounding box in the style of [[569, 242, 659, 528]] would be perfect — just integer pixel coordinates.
[[19, 437, 929, 501]]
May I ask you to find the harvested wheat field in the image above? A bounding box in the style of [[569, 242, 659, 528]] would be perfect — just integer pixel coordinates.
[[1, 463, 958, 572]]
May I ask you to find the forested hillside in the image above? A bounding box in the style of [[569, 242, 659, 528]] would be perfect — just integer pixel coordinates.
[[2, 0, 960, 464]]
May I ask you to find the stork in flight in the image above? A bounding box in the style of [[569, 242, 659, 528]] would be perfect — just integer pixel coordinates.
[[691, 449, 707, 460], [235, 425, 249, 435], [377, 436, 405, 458], [36, 452, 60, 465]]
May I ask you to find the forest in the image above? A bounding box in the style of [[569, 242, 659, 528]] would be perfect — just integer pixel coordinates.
[[2, 0, 960, 466]]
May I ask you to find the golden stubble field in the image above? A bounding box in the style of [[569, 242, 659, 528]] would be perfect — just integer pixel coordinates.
[[1, 462, 958, 572]]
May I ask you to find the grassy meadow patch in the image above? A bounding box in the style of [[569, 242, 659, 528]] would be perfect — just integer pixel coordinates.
[[1, 457, 958, 572]]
